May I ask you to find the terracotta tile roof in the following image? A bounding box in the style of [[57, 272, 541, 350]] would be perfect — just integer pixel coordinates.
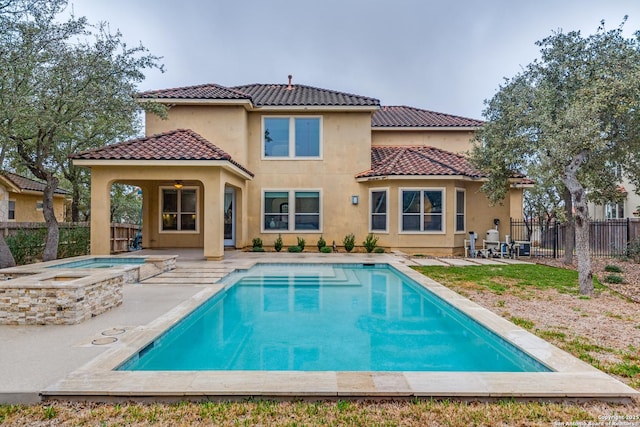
[[372, 106, 483, 128], [136, 82, 380, 107], [137, 83, 250, 100], [1, 171, 70, 195], [231, 83, 380, 107], [355, 146, 488, 179], [71, 129, 254, 177]]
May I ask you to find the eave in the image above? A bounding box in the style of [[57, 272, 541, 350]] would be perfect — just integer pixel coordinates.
[[356, 175, 486, 183], [372, 126, 479, 132], [72, 159, 254, 180]]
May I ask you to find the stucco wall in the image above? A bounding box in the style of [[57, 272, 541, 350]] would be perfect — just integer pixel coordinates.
[[0, 191, 66, 222], [371, 129, 476, 154], [145, 105, 249, 165]]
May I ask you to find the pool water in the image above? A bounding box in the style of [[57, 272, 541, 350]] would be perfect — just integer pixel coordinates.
[[49, 257, 146, 269], [119, 264, 550, 372]]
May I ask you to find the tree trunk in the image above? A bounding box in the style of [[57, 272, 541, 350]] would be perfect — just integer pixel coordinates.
[[0, 233, 16, 268], [71, 181, 80, 223], [564, 152, 592, 295], [41, 174, 60, 262], [563, 187, 575, 265]]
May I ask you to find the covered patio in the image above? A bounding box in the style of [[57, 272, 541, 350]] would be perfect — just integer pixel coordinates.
[[71, 129, 253, 260]]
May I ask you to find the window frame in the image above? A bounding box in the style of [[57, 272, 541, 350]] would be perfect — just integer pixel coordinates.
[[455, 188, 466, 233], [369, 188, 389, 233], [262, 116, 323, 160], [398, 187, 446, 234], [605, 201, 624, 219], [158, 186, 199, 234], [262, 189, 322, 233]]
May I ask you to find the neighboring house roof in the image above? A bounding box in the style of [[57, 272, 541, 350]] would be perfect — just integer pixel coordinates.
[[355, 146, 488, 179], [70, 129, 254, 177], [0, 171, 70, 195], [372, 106, 484, 128], [137, 82, 380, 108]]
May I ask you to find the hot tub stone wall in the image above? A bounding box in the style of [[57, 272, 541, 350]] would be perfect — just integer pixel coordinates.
[[0, 275, 123, 325]]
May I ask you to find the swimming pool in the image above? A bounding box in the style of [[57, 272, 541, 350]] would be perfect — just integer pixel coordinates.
[[119, 263, 550, 372]]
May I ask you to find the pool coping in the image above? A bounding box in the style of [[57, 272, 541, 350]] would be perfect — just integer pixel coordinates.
[[41, 258, 640, 402]]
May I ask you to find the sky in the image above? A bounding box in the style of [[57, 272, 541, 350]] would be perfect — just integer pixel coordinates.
[[69, 0, 640, 120]]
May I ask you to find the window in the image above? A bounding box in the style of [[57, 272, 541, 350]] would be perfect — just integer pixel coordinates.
[[400, 189, 444, 232], [263, 117, 321, 158], [8, 200, 15, 220], [455, 189, 465, 232], [36, 201, 43, 211], [263, 190, 320, 231], [605, 202, 624, 219], [160, 187, 198, 232], [370, 189, 388, 232]]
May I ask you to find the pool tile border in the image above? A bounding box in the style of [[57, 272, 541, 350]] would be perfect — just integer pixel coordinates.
[[42, 256, 639, 402]]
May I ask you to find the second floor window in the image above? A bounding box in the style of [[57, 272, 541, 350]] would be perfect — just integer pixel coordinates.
[[263, 117, 321, 158]]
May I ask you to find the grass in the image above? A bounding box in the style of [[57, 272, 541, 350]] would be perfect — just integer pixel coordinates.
[[0, 399, 616, 426], [413, 264, 603, 297], [1, 262, 637, 425]]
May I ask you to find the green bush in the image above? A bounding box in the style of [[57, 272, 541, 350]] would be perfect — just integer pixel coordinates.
[[320, 246, 332, 253], [626, 238, 640, 263], [252, 237, 263, 249], [5, 225, 90, 265], [604, 264, 623, 273], [287, 246, 302, 253], [316, 235, 326, 251], [343, 233, 355, 252], [296, 237, 306, 251], [6, 227, 47, 265], [252, 247, 265, 252], [362, 233, 378, 253], [374, 247, 385, 253], [604, 274, 624, 284], [274, 234, 283, 252]]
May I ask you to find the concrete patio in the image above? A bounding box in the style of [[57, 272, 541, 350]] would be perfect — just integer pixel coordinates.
[[0, 249, 637, 404]]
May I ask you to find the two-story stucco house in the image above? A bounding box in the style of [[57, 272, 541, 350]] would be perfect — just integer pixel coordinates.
[[72, 79, 526, 260]]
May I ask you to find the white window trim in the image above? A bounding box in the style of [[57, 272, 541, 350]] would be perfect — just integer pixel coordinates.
[[261, 188, 323, 233], [261, 116, 323, 160], [369, 187, 389, 233], [398, 187, 446, 234], [158, 186, 200, 234], [455, 188, 466, 234]]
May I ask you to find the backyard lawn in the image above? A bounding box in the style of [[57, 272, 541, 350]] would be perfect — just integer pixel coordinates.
[[1, 262, 638, 426]]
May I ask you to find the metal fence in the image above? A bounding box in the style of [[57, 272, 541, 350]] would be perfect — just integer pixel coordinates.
[[510, 218, 640, 258]]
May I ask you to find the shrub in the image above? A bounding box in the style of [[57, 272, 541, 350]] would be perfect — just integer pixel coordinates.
[[252, 237, 263, 249], [604, 264, 623, 273], [374, 247, 385, 253], [274, 234, 283, 252], [316, 235, 326, 251], [296, 237, 306, 251], [320, 246, 332, 253], [343, 233, 355, 252], [626, 238, 640, 263], [604, 274, 624, 284], [287, 246, 302, 253], [6, 227, 47, 265], [362, 233, 378, 253], [252, 247, 265, 252]]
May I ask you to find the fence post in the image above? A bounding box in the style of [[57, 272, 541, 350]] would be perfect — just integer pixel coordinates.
[[553, 222, 558, 259]]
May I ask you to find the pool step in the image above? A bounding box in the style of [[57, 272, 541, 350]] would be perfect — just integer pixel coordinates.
[[140, 266, 234, 285]]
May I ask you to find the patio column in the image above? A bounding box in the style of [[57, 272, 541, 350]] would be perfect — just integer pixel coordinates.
[[202, 171, 224, 260], [89, 169, 112, 255]]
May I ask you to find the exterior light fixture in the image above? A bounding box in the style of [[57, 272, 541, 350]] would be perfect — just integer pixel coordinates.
[[351, 195, 359, 205], [174, 180, 184, 189]]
